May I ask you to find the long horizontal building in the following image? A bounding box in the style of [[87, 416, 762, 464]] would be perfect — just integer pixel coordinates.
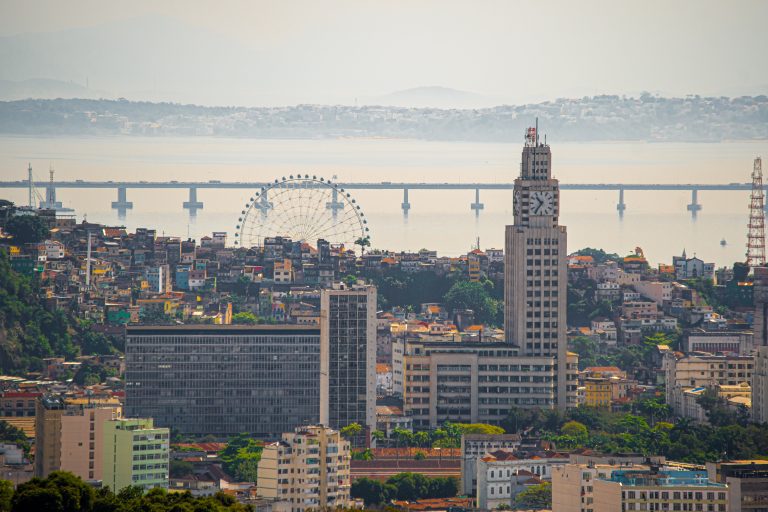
[[125, 325, 322, 438], [126, 284, 376, 439], [403, 340, 579, 429]]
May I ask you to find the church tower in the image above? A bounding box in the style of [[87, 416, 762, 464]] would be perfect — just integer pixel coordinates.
[[504, 124, 569, 408]]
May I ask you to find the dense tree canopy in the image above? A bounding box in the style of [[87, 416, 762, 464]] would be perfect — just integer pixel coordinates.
[[218, 434, 263, 483], [444, 280, 501, 325], [0, 252, 76, 373], [4, 472, 251, 512], [4, 215, 50, 245], [501, 401, 768, 463], [351, 473, 458, 506]]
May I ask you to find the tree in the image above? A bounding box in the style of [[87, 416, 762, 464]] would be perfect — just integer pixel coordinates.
[[340, 423, 363, 440], [354, 236, 371, 256], [371, 430, 385, 445], [0, 421, 30, 455], [0, 480, 12, 512], [514, 482, 552, 509], [12, 471, 95, 512], [561, 421, 588, 444], [455, 423, 505, 436], [352, 449, 374, 461], [219, 434, 263, 483], [351, 478, 392, 506], [444, 280, 499, 325], [4, 215, 50, 245], [169, 460, 194, 478], [231, 312, 258, 325], [733, 262, 750, 282]]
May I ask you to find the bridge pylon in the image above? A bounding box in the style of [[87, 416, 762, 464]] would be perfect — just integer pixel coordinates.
[[470, 188, 484, 216], [687, 189, 702, 219], [183, 187, 204, 217], [111, 186, 133, 219], [401, 188, 411, 216], [616, 188, 626, 217]]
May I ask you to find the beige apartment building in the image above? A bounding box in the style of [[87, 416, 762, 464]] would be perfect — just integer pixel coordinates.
[[403, 340, 579, 429], [754, 346, 768, 424], [664, 352, 754, 418], [257, 425, 351, 511], [552, 457, 665, 512], [35, 395, 122, 481]]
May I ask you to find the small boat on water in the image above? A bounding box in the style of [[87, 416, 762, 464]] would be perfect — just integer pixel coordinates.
[[720, 238, 727, 246]]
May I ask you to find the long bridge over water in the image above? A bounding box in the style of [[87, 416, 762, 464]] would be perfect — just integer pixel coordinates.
[[0, 178, 758, 219]]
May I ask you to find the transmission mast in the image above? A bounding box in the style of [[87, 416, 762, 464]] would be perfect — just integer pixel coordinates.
[[746, 156, 766, 267], [27, 163, 33, 207]]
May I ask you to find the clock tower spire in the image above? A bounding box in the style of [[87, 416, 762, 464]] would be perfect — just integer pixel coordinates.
[[505, 124, 572, 409]]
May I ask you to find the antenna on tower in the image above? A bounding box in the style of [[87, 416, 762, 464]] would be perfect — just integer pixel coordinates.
[[535, 117, 539, 145], [746, 156, 765, 267]]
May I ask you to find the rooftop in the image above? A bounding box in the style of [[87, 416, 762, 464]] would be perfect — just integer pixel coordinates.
[[608, 470, 726, 488]]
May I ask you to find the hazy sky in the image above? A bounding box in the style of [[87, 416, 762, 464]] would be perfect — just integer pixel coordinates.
[[1, 0, 767, 106]]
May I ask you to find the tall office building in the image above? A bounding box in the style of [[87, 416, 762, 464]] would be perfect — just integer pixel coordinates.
[[125, 325, 322, 438], [320, 284, 376, 433], [505, 125, 570, 408], [126, 301, 378, 439]]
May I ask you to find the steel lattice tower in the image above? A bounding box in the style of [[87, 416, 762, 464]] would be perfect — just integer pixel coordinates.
[[747, 156, 766, 266]]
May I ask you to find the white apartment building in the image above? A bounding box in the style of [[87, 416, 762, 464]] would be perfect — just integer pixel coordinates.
[[461, 434, 522, 495], [44, 240, 65, 260], [477, 450, 569, 509], [257, 425, 350, 511]]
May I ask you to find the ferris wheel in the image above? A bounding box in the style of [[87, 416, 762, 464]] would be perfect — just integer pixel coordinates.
[[234, 175, 370, 249]]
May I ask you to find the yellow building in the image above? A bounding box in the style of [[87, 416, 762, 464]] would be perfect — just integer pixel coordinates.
[[584, 377, 613, 408]]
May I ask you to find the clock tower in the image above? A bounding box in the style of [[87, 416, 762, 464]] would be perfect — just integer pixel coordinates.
[[504, 124, 570, 409]]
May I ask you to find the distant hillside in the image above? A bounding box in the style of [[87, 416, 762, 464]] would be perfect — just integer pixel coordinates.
[[0, 78, 110, 101], [0, 95, 766, 142]]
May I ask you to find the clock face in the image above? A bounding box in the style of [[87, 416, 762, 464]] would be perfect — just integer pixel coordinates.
[[530, 191, 555, 215]]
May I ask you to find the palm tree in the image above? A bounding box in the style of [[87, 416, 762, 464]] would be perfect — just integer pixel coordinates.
[[354, 236, 371, 255]]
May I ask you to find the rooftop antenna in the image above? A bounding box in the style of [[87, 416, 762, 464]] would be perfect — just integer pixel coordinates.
[[535, 117, 539, 145]]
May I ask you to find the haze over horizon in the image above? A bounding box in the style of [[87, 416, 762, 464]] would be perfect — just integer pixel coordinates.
[[1, 0, 767, 107]]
